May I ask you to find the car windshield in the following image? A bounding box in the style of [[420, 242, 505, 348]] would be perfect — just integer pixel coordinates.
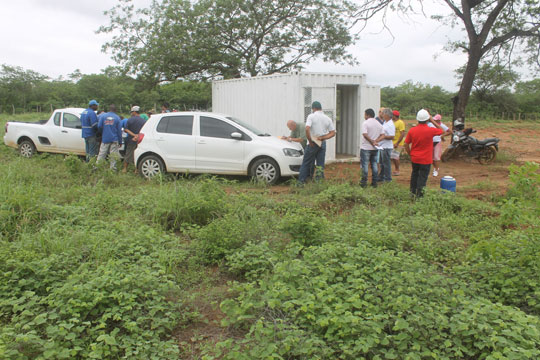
[[226, 116, 270, 136]]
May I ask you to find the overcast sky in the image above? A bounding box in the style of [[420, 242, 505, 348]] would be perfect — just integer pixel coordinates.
[[0, 0, 504, 91]]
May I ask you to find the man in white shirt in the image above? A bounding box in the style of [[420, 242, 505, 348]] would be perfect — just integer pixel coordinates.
[[375, 108, 396, 183], [360, 108, 383, 188], [298, 101, 336, 184]]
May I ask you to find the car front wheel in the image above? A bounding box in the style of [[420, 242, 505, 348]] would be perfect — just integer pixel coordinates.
[[19, 139, 36, 158], [139, 155, 164, 178], [250, 157, 280, 185]]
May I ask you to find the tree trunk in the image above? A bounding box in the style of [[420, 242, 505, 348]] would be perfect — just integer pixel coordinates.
[[452, 47, 482, 129]]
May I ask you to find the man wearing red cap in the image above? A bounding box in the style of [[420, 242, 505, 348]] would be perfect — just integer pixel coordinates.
[[391, 110, 406, 175]]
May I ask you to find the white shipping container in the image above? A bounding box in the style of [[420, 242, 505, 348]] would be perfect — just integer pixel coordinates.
[[212, 72, 380, 161]]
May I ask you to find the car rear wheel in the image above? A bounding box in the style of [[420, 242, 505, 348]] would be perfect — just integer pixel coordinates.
[[19, 139, 36, 158], [250, 157, 280, 185], [139, 155, 164, 178], [477, 146, 497, 165]]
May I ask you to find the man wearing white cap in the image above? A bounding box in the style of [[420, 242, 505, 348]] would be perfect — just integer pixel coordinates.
[[122, 106, 146, 173], [404, 109, 443, 197]]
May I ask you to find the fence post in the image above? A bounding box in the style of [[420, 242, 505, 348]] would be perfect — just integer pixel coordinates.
[[12, 104, 15, 115]]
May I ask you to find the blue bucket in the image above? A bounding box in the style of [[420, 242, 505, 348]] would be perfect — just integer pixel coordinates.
[[440, 176, 456, 192]]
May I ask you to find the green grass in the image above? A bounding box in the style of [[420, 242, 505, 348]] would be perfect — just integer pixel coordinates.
[[1, 113, 540, 359]]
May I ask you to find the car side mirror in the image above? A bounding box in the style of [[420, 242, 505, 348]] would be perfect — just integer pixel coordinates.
[[231, 132, 242, 139]]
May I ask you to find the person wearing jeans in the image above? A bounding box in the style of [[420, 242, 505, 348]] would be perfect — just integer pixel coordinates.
[[404, 109, 443, 197], [80, 100, 100, 162], [360, 148, 379, 187], [298, 101, 335, 184], [298, 141, 326, 182], [375, 108, 396, 183], [360, 108, 383, 188]]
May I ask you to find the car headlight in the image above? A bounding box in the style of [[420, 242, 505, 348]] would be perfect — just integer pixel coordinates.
[[283, 148, 303, 157], [453, 135, 460, 142]]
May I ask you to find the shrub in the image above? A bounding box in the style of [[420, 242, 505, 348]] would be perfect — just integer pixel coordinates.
[[500, 162, 540, 227], [226, 241, 278, 280], [190, 212, 273, 265], [150, 179, 228, 231], [279, 210, 329, 247], [218, 242, 540, 359]]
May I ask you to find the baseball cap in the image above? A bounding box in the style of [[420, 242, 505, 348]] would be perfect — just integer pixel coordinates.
[[89, 100, 99, 106], [433, 114, 442, 121], [416, 109, 430, 122], [131, 105, 140, 112], [392, 110, 400, 117], [311, 101, 322, 109]]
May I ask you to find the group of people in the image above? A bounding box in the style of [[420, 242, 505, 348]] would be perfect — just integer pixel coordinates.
[[284, 101, 451, 197], [80, 100, 172, 172], [362, 107, 449, 196]]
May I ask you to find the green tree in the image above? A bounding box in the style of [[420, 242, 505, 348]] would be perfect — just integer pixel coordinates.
[[353, 0, 540, 127], [382, 80, 454, 116], [158, 81, 211, 110], [515, 79, 540, 113], [455, 62, 519, 103], [98, 0, 358, 81], [0, 65, 48, 111]]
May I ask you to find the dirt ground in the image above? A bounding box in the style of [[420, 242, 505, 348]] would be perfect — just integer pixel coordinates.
[[325, 122, 540, 199]]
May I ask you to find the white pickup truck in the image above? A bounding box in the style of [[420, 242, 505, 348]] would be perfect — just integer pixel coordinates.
[[3, 108, 86, 157]]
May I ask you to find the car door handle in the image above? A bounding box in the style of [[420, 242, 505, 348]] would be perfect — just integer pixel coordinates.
[[61, 130, 68, 133], [198, 140, 206, 144], [157, 137, 165, 141]]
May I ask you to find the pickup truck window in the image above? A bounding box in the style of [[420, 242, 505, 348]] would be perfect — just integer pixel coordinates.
[[157, 115, 193, 135], [63, 113, 81, 129], [53, 112, 61, 126]]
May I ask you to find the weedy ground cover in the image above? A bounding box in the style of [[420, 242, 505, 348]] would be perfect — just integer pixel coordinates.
[[1, 113, 539, 359]]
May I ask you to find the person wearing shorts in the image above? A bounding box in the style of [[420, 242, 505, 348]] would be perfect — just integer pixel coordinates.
[[122, 106, 146, 173], [391, 110, 405, 175], [428, 114, 451, 177]]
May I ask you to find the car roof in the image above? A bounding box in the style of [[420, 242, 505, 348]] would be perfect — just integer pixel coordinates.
[[153, 111, 231, 118]]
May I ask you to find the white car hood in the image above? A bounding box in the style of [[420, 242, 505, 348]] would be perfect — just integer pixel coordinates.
[[256, 135, 303, 150]]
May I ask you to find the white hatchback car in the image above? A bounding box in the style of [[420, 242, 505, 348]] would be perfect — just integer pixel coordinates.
[[134, 112, 304, 184]]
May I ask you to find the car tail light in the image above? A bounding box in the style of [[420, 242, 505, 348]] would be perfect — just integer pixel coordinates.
[[137, 133, 145, 144]]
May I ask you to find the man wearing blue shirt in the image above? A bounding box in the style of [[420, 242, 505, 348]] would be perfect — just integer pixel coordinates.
[[80, 100, 99, 162], [97, 104, 123, 170]]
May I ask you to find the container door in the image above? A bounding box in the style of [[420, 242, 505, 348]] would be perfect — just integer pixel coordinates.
[[304, 86, 337, 161]]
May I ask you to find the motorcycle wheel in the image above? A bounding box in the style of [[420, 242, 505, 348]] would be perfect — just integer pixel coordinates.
[[441, 147, 456, 162], [477, 146, 497, 165]]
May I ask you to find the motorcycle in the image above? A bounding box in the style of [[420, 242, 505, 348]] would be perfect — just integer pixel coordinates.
[[441, 127, 500, 164]]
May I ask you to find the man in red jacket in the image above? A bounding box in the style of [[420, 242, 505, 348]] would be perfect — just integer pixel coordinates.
[[404, 109, 443, 197]]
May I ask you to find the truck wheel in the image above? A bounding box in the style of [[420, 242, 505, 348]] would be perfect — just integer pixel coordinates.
[[19, 139, 36, 158], [138, 155, 164, 178], [478, 146, 497, 165], [250, 157, 280, 185]]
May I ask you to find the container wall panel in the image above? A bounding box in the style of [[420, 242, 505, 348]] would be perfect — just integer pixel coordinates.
[[213, 72, 379, 163]]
